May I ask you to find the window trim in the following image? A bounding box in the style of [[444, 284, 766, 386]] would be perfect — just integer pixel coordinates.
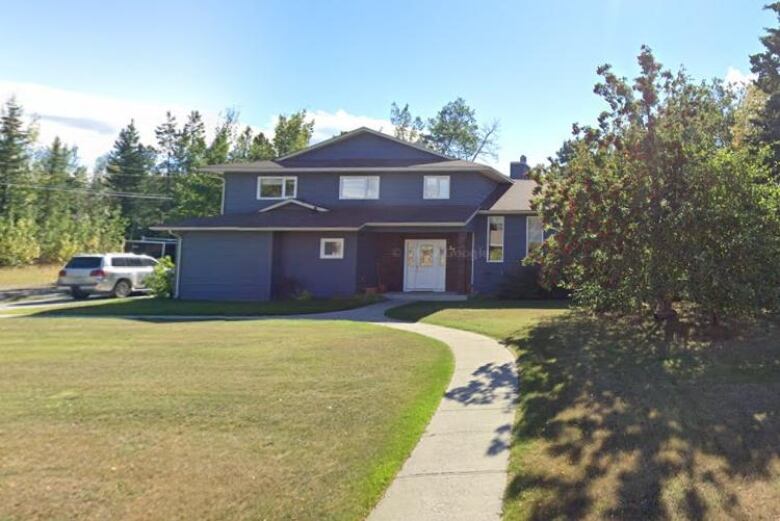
[[487, 215, 505, 263], [525, 214, 544, 258], [339, 176, 380, 200], [320, 238, 345, 260], [257, 176, 297, 200], [423, 175, 450, 200]]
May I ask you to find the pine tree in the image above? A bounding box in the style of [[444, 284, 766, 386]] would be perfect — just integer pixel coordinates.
[[0, 97, 35, 218], [105, 120, 155, 236]]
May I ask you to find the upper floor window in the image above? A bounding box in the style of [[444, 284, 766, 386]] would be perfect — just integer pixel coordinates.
[[423, 175, 450, 199], [258, 176, 297, 200], [487, 216, 504, 262], [339, 176, 380, 199], [526, 215, 544, 257]]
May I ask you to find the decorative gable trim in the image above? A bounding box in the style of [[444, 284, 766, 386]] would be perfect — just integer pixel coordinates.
[[275, 127, 453, 162], [259, 199, 330, 213]]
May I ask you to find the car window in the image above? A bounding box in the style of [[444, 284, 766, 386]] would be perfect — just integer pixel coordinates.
[[111, 257, 127, 267], [66, 257, 102, 269], [142, 258, 157, 267], [129, 258, 144, 267]]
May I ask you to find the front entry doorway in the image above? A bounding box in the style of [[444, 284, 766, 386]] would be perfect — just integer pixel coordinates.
[[403, 239, 446, 292]]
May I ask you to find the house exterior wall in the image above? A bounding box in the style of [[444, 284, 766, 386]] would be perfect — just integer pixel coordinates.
[[177, 231, 273, 301], [223, 171, 498, 213], [471, 214, 530, 295], [271, 231, 358, 298]]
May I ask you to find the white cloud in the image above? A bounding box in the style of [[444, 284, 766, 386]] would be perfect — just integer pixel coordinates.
[[0, 80, 392, 170], [725, 67, 756, 87], [307, 109, 393, 142]]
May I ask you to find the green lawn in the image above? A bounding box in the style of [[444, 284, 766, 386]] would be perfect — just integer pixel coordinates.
[[2, 294, 383, 317], [0, 263, 60, 289], [0, 316, 453, 521], [388, 299, 780, 521]]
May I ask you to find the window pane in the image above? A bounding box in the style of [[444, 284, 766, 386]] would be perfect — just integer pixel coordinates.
[[284, 178, 296, 197], [527, 216, 544, 254], [322, 239, 343, 258], [260, 178, 283, 198], [424, 176, 438, 198], [419, 245, 434, 267], [424, 176, 450, 199], [341, 177, 367, 198], [489, 246, 504, 261], [366, 177, 379, 198], [487, 216, 504, 261]]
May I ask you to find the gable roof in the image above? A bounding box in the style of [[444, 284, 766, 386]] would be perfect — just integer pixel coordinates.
[[201, 127, 511, 184], [277, 127, 452, 162]]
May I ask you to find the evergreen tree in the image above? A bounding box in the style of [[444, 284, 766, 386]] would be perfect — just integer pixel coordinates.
[[0, 97, 35, 218], [155, 111, 182, 177], [105, 120, 155, 236], [750, 2, 780, 177]]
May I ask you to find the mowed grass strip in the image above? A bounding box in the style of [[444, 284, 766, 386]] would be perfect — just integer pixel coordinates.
[[388, 300, 780, 521], [0, 264, 60, 289], [0, 317, 453, 521], [0, 294, 384, 317]]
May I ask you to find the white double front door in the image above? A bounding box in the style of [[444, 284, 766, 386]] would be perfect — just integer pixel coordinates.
[[404, 239, 447, 292]]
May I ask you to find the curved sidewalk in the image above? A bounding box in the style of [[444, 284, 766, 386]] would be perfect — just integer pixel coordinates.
[[313, 300, 518, 521]]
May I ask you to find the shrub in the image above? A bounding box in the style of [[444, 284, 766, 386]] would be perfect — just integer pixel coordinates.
[[498, 263, 568, 300], [146, 256, 175, 298], [0, 218, 41, 266]]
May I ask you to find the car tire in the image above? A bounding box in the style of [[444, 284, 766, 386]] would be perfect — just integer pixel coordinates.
[[70, 288, 89, 300], [113, 280, 132, 298]]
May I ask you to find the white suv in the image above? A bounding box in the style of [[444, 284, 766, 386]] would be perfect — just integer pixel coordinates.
[[57, 253, 158, 299]]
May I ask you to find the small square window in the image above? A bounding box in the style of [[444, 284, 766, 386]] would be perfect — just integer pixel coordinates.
[[320, 238, 344, 259], [423, 176, 450, 199]]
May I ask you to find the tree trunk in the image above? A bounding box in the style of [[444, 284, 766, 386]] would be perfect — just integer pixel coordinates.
[[654, 297, 678, 321]]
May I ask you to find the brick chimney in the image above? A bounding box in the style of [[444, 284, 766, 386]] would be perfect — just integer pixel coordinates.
[[510, 155, 530, 180]]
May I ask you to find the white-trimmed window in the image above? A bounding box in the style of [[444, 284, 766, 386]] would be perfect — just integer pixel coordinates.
[[320, 238, 344, 259], [526, 215, 544, 257], [258, 176, 297, 199], [423, 175, 450, 199], [339, 176, 380, 199], [487, 216, 504, 262]]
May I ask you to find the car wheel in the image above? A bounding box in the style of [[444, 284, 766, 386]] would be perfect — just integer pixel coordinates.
[[113, 280, 132, 298], [70, 288, 89, 300]]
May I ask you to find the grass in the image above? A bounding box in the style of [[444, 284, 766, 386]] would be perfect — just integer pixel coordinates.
[[0, 263, 60, 289], [0, 316, 453, 521], [1, 294, 384, 317], [388, 299, 780, 521]]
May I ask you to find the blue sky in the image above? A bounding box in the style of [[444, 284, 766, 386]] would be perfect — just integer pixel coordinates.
[[0, 0, 773, 172]]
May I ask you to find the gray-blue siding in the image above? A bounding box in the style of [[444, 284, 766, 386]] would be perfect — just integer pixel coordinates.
[[177, 231, 273, 301], [272, 232, 358, 298], [223, 171, 498, 213], [471, 214, 531, 294]]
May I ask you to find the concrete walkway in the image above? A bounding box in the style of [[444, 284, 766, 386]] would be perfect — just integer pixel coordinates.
[[294, 300, 519, 521], [1, 297, 518, 520]]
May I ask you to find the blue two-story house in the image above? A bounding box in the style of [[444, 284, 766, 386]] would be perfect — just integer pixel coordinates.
[[153, 127, 542, 301]]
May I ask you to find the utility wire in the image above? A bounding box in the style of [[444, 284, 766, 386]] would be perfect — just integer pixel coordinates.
[[0, 182, 172, 200]]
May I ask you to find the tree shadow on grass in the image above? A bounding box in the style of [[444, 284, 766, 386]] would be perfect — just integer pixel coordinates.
[[504, 311, 780, 520]]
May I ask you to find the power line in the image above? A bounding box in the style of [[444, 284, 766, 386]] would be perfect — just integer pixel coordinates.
[[0, 182, 172, 200]]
